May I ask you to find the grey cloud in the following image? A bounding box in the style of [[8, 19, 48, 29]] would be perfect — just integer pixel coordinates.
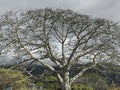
[[0, 0, 120, 21], [79, 0, 120, 21]]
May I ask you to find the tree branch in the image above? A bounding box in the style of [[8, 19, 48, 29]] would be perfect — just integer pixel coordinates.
[[70, 55, 97, 84]]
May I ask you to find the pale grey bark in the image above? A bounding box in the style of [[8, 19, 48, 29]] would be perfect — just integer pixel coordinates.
[[62, 71, 71, 90]]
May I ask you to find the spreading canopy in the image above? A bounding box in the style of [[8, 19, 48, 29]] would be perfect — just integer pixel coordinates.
[[0, 8, 120, 90]]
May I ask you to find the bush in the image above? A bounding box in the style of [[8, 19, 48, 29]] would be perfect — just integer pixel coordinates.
[[0, 68, 31, 90], [108, 84, 120, 90], [36, 76, 59, 90], [72, 84, 93, 90]]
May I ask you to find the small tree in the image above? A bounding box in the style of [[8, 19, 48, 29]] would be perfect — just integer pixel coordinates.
[[0, 8, 120, 90]]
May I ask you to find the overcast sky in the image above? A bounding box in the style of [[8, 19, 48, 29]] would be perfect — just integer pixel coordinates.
[[0, 0, 120, 22], [0, 0, 120, 65]]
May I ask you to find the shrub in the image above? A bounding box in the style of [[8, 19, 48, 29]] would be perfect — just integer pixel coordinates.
[[72, 84, 93, 90], [36, 76, 59, 90], [0, 68, 31, 90]]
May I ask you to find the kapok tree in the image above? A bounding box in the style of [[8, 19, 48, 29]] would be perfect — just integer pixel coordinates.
[[0, 8, 120, 90]]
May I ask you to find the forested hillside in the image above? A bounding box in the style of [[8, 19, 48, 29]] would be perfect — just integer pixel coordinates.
[[1, 62, 120, 90]]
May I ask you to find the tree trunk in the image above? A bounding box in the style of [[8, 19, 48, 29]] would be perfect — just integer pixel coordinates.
[[61, 71, 71, 90]]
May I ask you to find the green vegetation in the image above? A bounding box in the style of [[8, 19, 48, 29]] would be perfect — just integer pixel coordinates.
[[0, 68, 31, 90], [1, 66, 120, 90], [82, 73, 108, 89], [35, 75, 94, 90], [36, 76, 59, 90], [72, 84, 93, 90]]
